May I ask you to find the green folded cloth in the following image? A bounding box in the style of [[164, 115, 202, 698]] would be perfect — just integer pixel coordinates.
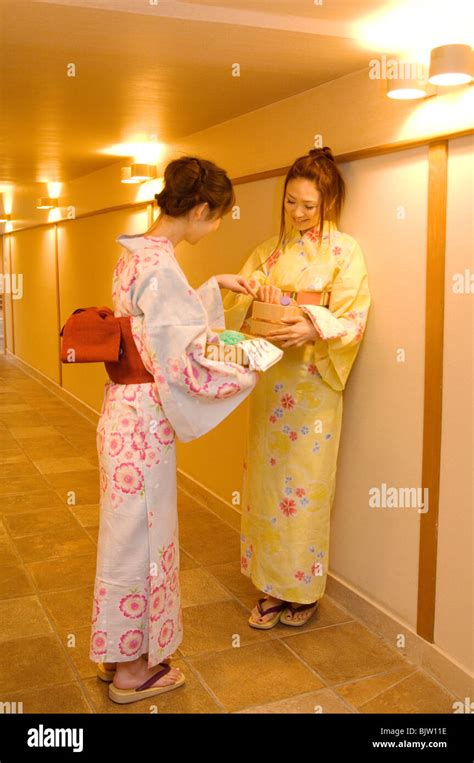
[[219, 330, 245, 345]]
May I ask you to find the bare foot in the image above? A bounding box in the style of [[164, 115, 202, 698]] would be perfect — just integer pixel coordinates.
[[249, 596, 283, 625], [113, 657, 183, 690], [103, 653, 152, 671]]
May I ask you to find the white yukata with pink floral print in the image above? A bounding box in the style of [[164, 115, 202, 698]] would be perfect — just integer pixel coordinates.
[[89, 232, 257, 669]]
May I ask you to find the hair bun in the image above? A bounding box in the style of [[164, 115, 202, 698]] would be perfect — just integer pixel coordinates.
[[153, 155, 234, 218], [309, 146, 335, 162], [188, 158, 202, 187]]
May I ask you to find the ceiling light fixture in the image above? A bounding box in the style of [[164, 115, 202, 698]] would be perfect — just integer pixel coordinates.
[[36, 197, 59, 210], [387, 73, 429, 100], [429, 44, 473, 86], [121, 164, 157, 184]]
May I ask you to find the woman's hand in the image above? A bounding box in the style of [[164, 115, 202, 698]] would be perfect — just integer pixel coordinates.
[[257, 285, 282, 304], [266, 315, 320, 348], [215, 274, 259, 298]]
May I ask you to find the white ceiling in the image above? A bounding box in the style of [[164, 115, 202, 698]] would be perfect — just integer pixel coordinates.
[[0, 0, 395, 192]]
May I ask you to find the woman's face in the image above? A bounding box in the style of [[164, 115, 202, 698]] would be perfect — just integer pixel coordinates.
[[284, 178, 321, 231], [185, 204, 222, 244]]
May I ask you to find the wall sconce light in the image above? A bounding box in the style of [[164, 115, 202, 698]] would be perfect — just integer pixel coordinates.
[[429, 44, 473, 86], [121, 164, 157, 184], [0, 213, 11, 223], [37, 197, 59, 210], [387, 75, 429, 100]]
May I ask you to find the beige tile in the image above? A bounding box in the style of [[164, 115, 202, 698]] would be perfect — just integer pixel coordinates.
[[84, 658, 223, 714], [0, 462, 39, 479], [58, 625, 97, 680], [0, 432, 19, 449], [44, 469, 99, 489], [236, 687, 353, 714], [84, 525, 99, 544], [180, 527, 240, 566], [78, 446, 99, 460], [20, 438, 81, 459], [40, 585, 94, 630], [56, 432, 96, 448], [179, 549, 200, 570], [0, 403, 34, 413], [421, 643, 473, 701], [41, 401, 82, 423], [0, 564, 35, 599], [0, 537, 22, 567], [70, 504, 99, 527], [51, 481, 99, 506], [5, 380, 42, 392], [9, 426, 60, 439], [1, 413, 47, 427], [0, 489, 64, 514], [60, 419, 97, 431], [0, 475, 50, 496], [0, 385, 19, 397], [360, 670, 457, 714], [13, 527, 96, 562], [0, 595, 53, 642], [180, 599, 273, 656], [33, 456, 97, 475], [27, 554, 97, 592], [0, 453, 30, 465], [0, 444, 23, 456], [282, 622, 409, 685], [204, 560, 269, 609], [178, 505, 229, 537], [4, 507, 79, 538], [0, 683, 92, 713], [85, 452, 99, 468], [335, 665, 417, 708], [56, 482, 100, 506], [0, 635, 76, 692], [180, 568, 233, 608], [20, 396, 65, 404], [190, 641, 323, 712], [13, 394, 52, 403]]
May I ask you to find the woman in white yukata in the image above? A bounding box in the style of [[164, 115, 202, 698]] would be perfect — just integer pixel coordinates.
[[89, 156, 259, 704]]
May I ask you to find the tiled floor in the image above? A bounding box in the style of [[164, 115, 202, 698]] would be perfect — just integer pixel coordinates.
[[0, 355, 459, 714]]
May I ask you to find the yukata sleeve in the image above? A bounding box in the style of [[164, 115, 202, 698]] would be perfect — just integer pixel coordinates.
[[222, 236, 278, 331], [131, 252, 258, 442], [300, 239, 371, 392], [195, 276, 225, 330]]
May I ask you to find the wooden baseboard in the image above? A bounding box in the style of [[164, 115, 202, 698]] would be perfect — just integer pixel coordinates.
[[326, 575, 473, 702]]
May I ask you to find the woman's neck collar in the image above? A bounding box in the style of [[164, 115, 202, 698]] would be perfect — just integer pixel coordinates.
[[285, 218, 336, 244]]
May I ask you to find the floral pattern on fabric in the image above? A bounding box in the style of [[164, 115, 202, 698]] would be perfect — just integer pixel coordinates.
[[224, 221, 371, 603], [90, 233, 257, 668]]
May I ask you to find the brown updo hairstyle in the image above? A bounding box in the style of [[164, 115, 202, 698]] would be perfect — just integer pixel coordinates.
[[154, 156, 235, 220], [271, 146, 345, 255]]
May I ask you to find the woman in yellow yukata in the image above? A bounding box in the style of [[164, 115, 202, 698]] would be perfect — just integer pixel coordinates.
[[224, 147, 371, 629]]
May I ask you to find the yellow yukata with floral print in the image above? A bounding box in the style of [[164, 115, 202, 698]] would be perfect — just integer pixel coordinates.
[[224, 220, 371, 604]]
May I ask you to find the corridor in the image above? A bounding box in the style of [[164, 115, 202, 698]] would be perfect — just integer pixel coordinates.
[[0, 354, 458, 714]]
